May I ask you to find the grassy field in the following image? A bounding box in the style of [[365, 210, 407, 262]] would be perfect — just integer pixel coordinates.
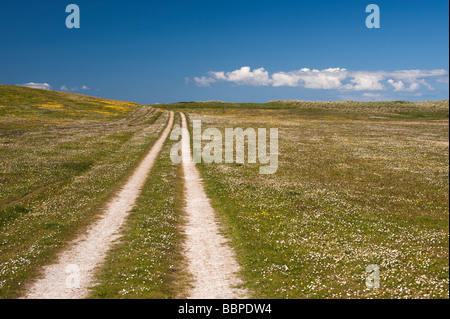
[[161, 100, 449, 298], [89, 113, 190, 298], [0, 84, 448, 299], [0, 85, 168, 298]]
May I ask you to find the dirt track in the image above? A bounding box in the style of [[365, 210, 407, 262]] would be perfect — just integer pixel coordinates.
[[180, 112, 247, 299], [22, 111, 174, 299]]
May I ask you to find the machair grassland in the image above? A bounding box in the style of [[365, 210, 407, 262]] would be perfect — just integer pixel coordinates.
[[162, 100, 449, 298], [0, 85, 169, 298], [0, 85, 448, 299]]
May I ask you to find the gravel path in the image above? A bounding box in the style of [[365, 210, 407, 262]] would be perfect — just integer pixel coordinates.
[[23, 111, 174, 299], [180, 113, 247, 299]]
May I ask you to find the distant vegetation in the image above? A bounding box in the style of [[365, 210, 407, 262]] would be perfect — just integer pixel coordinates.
[[159, 99, 449, 120]]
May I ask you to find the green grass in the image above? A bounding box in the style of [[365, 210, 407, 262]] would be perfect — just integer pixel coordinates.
[[1, 85, 448, 299], [175, 100, 449, 299], [89, 113, 189, 299], [0, 85, 169, 298]]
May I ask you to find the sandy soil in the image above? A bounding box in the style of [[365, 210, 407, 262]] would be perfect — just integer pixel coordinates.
[[22, 111, 174, 299], [180, 113, 247, 299]]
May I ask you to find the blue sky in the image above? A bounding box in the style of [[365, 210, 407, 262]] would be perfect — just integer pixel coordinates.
[[0, 0, 448, 103]]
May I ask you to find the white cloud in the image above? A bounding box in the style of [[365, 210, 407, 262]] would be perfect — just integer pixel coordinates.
[[60, 85, 91, 92], [344, 69, 447, 91], [222, 67, 271, 86], [271, 72, 301, 87], [191, 67, 448, 94], [18, 83, 93, 92], [194, 76, 217, 87], [386, 69, 447, 83], [387, 79, 421, 92], [417, 79, 434, 90], [363, 93, 382, 98], [344, 72, 385, 91], [194, 66, 271, 86], [272, 68, 348, 89], [387, 79, 406, 91], [436, 76, 449, 84], [408, 82, 421, 91], [19, 82, 52, 90]]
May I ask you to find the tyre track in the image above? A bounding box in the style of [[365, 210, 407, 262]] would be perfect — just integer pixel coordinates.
[[180, 112, 247, 299], [23, 111, 174, 299]]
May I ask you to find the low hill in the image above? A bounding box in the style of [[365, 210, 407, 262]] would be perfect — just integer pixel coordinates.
[[158, 99, 449, 120], [0, 85, 141, 128]]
